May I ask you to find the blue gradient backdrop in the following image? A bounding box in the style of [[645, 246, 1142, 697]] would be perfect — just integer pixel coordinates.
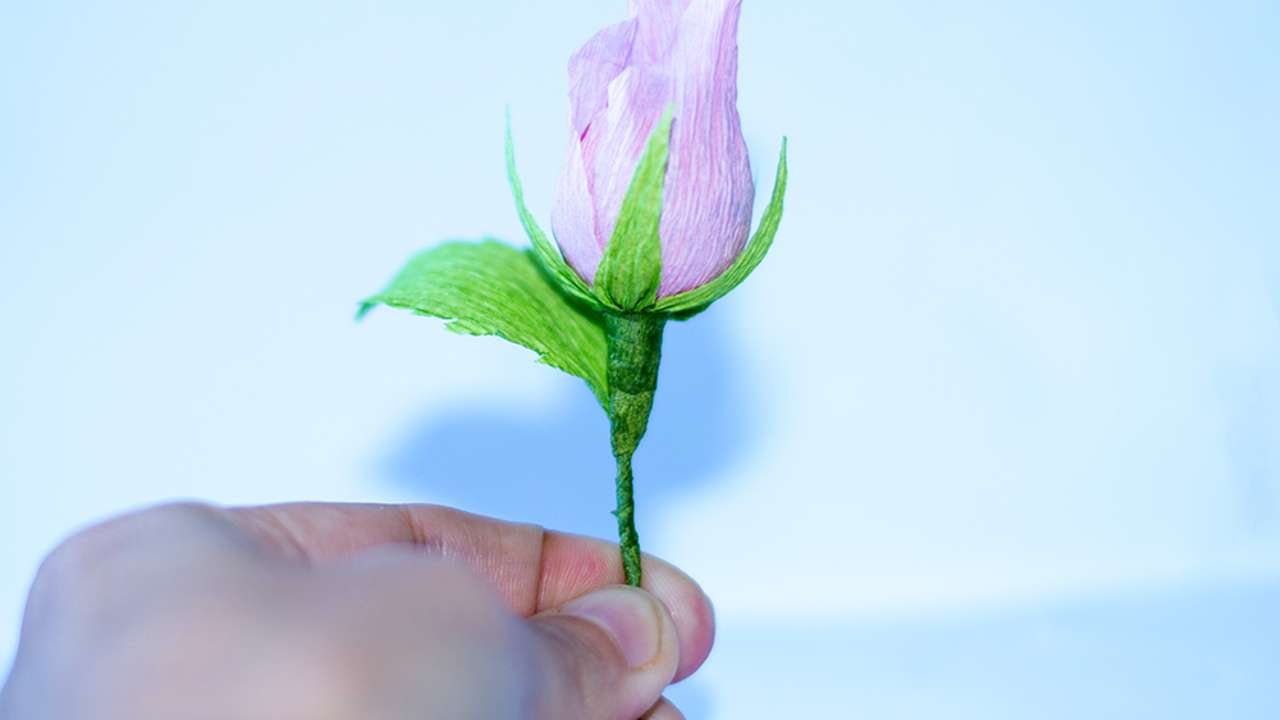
[[3, 1, 1279, 716]]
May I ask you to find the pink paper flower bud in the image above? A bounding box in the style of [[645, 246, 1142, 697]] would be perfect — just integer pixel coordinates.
[[552, 0, 755, 299]]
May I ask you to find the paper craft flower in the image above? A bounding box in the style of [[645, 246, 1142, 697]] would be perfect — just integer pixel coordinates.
[[552, 0, 756, 300], [362, 0, 787, 586]]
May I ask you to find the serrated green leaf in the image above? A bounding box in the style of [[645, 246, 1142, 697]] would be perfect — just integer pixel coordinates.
[[359, 239, 609, 407], [656, 137, 789, 318], [594, 107, 674, 312], [504, 111, 598, 307]]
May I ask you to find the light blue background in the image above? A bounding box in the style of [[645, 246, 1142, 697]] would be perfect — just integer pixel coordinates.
[[3, 1, 1279, 716]]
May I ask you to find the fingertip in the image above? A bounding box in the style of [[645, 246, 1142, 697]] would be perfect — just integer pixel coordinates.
[[644, 561, 715, 682], [559, 586, 676, 672], [645, 556, 716, 676], [532, 585, 679, 720], [539, 533, 717, 681], [643, 697, 686, 719]]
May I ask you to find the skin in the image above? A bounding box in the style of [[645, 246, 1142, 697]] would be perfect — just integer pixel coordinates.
[[0, 502, 716, 720]]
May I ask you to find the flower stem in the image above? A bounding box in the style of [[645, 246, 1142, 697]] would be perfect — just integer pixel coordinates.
[[605, 312, 666, 587]]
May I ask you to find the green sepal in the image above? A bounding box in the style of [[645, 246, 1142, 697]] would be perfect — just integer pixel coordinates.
[[655, 137, 789, 318], [358, 239, 609, 407], [504, 111, 599, 307], [594, 107, 674, 312]]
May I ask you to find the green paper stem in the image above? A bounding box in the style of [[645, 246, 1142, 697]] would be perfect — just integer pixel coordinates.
[[605, 312, 666, 586]]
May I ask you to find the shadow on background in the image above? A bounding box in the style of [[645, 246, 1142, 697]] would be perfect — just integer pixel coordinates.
[[379, 302, 751, 542]]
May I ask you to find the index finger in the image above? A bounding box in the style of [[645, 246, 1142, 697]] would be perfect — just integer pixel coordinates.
[[224, 502, 714, 682]]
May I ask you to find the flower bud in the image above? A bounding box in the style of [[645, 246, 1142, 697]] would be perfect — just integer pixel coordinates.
[[552, 0, 755, 299]]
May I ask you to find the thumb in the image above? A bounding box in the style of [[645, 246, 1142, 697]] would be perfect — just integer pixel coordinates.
[[525, 586, 680, 720]]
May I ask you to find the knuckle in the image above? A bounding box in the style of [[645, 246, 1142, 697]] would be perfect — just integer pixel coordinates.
[[29, 531, 104, 608], [27, 502, 224, 610]]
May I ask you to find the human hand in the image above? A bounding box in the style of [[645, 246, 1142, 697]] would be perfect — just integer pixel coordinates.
[[0, 502, 714, 719]]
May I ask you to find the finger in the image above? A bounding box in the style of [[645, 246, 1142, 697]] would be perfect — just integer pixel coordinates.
[[538, 530, 714, 682], [527, 586, 679, 720], [643, 697, 686, 720], [225, 502, 715, 681]]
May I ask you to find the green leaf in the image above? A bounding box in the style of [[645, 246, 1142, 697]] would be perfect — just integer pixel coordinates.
[[504, 111, 598, 307], [655, 137, 789, 318], [359, 239, 609, 407], [594, 107, 674, 312]]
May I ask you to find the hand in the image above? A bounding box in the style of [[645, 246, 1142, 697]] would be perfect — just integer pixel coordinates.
[[0, 502, 714, 719]]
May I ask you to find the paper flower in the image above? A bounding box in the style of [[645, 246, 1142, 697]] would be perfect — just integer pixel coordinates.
[[552, 0, 756, 300], [362, 0, 787, 586]]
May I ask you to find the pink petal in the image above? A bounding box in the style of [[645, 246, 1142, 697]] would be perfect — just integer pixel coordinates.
[[658, 0, 754, 297], [628, 0, 693, 63], [551, 130, 605, 285], [581, 64, 671, 249], [567, 20, 637, 136]]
